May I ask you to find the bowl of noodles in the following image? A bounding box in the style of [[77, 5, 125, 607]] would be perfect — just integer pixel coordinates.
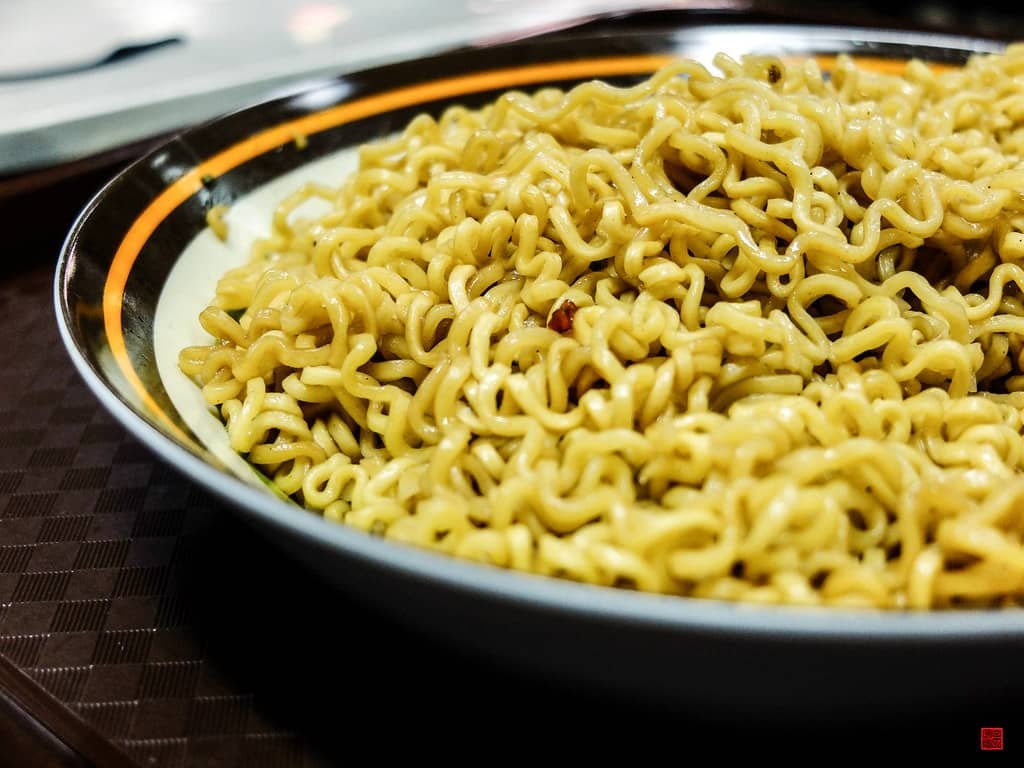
[[55, 20, 1024, 714]]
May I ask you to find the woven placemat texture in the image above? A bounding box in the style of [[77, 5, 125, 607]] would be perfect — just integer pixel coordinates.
[[0, 264, 322, 766]]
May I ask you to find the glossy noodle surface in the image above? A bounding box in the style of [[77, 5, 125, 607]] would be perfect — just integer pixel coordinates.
[[181, 50, 1024, 609]]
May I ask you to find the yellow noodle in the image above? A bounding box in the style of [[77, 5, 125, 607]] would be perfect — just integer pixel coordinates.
[[206, 204, 230, 242], [182, 47, 1024, 609]]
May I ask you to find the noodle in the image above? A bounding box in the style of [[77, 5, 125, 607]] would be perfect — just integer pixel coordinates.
[[206, 204, 230, 242], [180, 48, 1024, 609]]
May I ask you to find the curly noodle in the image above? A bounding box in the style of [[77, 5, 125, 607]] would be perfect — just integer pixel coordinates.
[[181, 48, 1024, 609]]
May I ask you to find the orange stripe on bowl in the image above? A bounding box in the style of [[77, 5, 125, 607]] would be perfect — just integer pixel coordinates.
[[101, 51, 963, 435], [811, 55, 960, 75]]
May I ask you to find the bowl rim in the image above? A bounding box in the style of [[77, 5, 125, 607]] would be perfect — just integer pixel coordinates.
[[54, 20, 1024, 642]]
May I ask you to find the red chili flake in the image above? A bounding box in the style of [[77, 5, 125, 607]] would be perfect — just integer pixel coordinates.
[[547, 300, 578, 333]]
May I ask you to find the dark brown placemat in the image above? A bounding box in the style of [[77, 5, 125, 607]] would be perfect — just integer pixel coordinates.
[[0, 264, 318, 766]]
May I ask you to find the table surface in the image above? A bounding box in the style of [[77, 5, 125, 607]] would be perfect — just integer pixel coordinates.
[[4, 15, 1024, 763], [5, 0, 1024, 175]]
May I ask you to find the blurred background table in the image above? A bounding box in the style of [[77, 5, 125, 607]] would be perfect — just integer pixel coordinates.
[[4, 0, 1024, 181], [2, 4, 1023, 765]]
